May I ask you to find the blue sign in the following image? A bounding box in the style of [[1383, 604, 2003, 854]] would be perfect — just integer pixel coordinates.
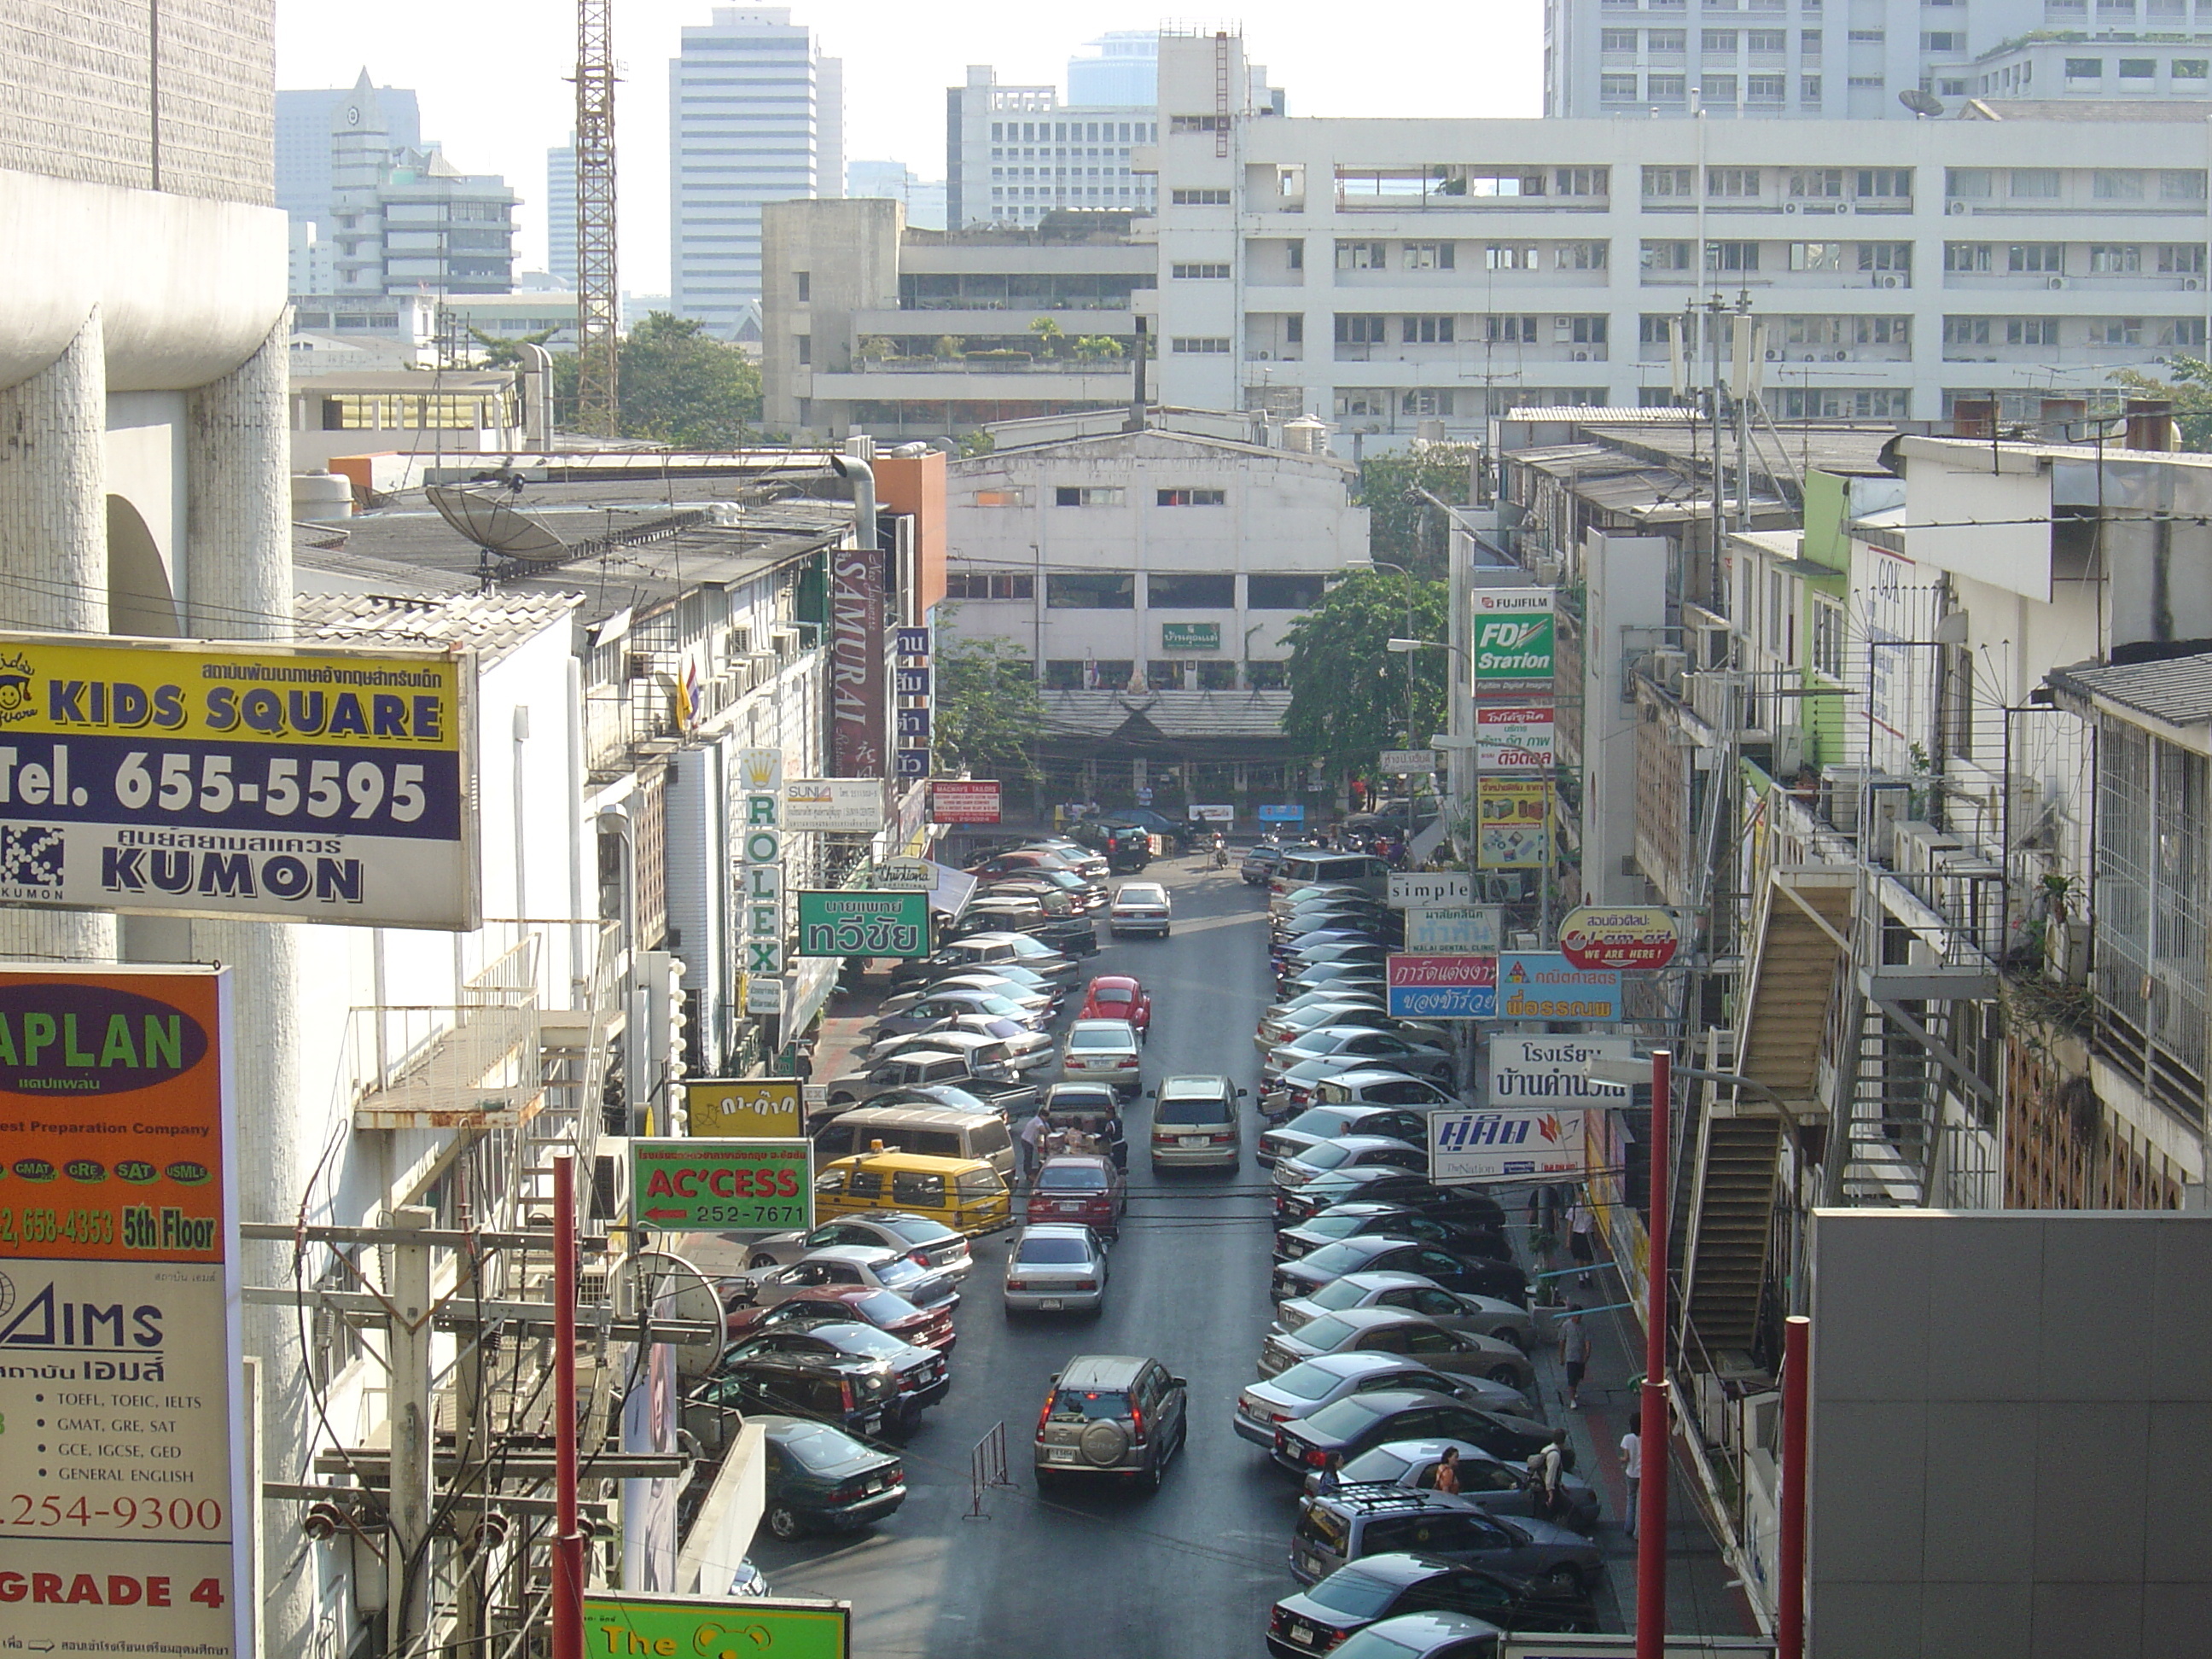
[[894, 748, 930, 780], [1388, 982, 1497, 1020], [895, 666, 929, 696], [896, 707, 931, 739], [896, 627, 932, 657], [1258, 803, 1306, 823], [1497, 953, 1622, 1021]]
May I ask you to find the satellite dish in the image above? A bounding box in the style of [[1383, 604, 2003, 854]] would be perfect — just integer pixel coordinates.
[[427, 482, 569, 564], [612, 1250, 728, 1383], [1898, 88, 1946, 118]]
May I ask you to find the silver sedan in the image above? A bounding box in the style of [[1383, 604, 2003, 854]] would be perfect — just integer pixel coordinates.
[[1002, 1223, 1109, 1315]]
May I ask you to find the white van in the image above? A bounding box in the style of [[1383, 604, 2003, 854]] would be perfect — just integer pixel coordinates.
[[815, 1105, 1017, 1179]]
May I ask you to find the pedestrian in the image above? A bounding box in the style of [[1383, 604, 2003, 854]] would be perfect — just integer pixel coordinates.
[[1016, 1106, 1048, 1190], [1314, 1452, 1345, 1497], [1620, 1425, 1642, 1539], [1527, 1436, 1564, 1522], [1523, 1181, 1543, 1236], [1430, 1447, 1462, 1494], [1568, 1198, 1598, 1287], [1559, 1305, 1592, 1409]]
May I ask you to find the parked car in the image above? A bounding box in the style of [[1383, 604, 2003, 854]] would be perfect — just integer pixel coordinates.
[[1149, 1074, 1245, 1169], [1275, 1169, 1511, 1234], [890, 935, 1077, 989], [824, 1051, 1038, 1115], [1272, 1135, 1431, 1196], [1275, 1273, 1535, 1353], [1061, 1018, 1144, 1095], [751, 1415, 906, 1540], [1241, 842, 1289, 885], [1272, 1389, 1571, 1477], [1266, 1557, 1592, 1659], [725, 1243, 958, 1313], [1232, 1351, 1531, 1449], [1003, 1222, 1110, 1315], [1041, 1081, 1127, 1169], [1260, 1102, 1446, 1167], [1266, 987, 1388, 1024], [694, 1330, 902, 1436], [1094, 807, 1190, 852], [975, 869, 1105, 914], [1266, 1029, 1453, 1086], [1308, 1439, 1600, 1532], [718, 1320, 950, 1429], [1302, 1611, 1505, 1659], [1108, 882, 1173, 937], [721, 1283, 957, 1354], [1312, 1072, 1462, 1111], [1271, 850, 1394, 899], [927, 969, 1062, 1013], [867, 1015, 1056, 1074], [1291, 1487, 1601, 1592], [1078, 974, 1153, 1034], [1276, 943, 1391, 983], [967, 847, 1096, 885], [867, 990, 1052, 1039], [1259, 1307, 1534, 1393], [1255, 1001, 1410, 1055], [812, 1151, 1013, 1238], [1272, 1235, 1528, 1305], [862, 1028, 1032, 1079], [1019, 837, 1109, 880], [736, 1212, 975, 1278], [1034, 1354, 1190, 1490], [1276, 1204, 1508, 1266], [1028, 1152, 1126, 1237], [1069, 818, 1155, 871]]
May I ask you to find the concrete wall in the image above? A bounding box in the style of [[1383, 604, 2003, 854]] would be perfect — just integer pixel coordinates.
[[1807, 1208, 2212, 1659], [761, 197, 904, 429], [1580, 531, 1669, 904]]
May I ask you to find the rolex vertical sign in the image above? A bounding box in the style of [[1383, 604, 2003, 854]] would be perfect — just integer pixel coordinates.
[[1471, 589, 1556, 685], [738, 748, 785, 1010]]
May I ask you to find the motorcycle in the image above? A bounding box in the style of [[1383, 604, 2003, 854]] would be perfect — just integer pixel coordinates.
[[1209, 834, 1230, 870]]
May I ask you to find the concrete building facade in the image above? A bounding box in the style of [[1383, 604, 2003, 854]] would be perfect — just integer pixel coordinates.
[[548, 132, 578, 287], [276, 79, 422, 223], [849, 158, 947, 230], [945, 64, 1160, 229], [1068, 30, 1161, 106], [670, 5, 843, 334]]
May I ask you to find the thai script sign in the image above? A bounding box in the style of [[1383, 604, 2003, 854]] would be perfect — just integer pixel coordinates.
[[1557, 905, 1681, 972], [1405, 905, 1503, 954], [631, 1138, 813, 1231], [1499, 953, 1622, 1021], [795, 889, 930, 958], [1489, 1035, 1637, 1105], [783, 777, 884, 833], [1476, 704, 1555, 771], [1430, 1106, 1586, 1182], [1161, 622, 1220, 651], [684, 1078, 803, 1138], [1476, 777, 1551, 868], [1385, 952, 1497, 1020]]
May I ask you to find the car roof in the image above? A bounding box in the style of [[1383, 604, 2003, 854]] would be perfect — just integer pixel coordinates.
[[1301, 1348, 1423, 1379], [1363, 1438, 1511, 1468], [1318, 1307, 1436, 1334], [1323, 1552, 1467, 1587], [1346, 1611, 1506, 1647], [1326, 1069, 1441, 1087], [1057, 1353, 1151, 1389], [1160, 1074, 1235, 1096], [1017, 1222, 1097, 1241], [1300, 1202, 1413, 1220], [1040, 1153, 1111, 1171], [872, 1047, 966, 1066], [1046, 1081, 1119, 1102], [1087, 974, 1141, 991], [1335, 1388, 1470, 1414], [795, 1244, 904, 1266], [1069, 1018, 1138, 1034], [824, 1150, 995, 1174], [1331, 1271, 1444, 1293], [1296, 1135, 1423, 1156], [1115, 883, 1167, 899]]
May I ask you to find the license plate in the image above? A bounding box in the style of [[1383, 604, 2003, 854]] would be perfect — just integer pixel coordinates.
[[1038, 1298, 1063, 1310], [1290, 1625, 1314, 1647], [862, 1415, 881, 1434], [1298, 1553, 1321, 1576], [1047, 1447, 1077, 1464], [1179, 1135, 1205, 1147]]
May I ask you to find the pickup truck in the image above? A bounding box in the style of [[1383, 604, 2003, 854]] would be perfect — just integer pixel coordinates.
[[824, 1048, 1039, 1116]]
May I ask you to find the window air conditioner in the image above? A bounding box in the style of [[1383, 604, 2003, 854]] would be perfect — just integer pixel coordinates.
[[2047, 276, 2066, 290], [1832, 349, 1849, 360], [1835, 201, 1853, 213], [1766, 348, 1780, 359], [1573, 349, 1590, 360], [1947, 200, 1967, 215], [1877, 275, 1899, 288], [1784, 201, 1801, 213], [2188, 278, 2203, 291]]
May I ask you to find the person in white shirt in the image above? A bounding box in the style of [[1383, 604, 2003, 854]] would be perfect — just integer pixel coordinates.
[[1620, 1426, 1643, 1539]]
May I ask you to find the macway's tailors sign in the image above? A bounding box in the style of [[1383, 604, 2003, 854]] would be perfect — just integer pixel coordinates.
[[1470, 589, 1555, 684], [632, 1138, 813, 1231], [1429, 1107, 1586, 1183], [0, 965, 251, 1656], [1489, 1036, 1637, 1105], [1558, 905, 1680, 972], [1499, 953, 1622, 1021], [1476, 705, 1555, 771], [930, 779, 1001, 824], [0, 631, 476, 929], [1386, 953, 1497, 1020]]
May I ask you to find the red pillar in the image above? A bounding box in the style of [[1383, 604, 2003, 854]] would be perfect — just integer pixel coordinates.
[[552, 1155, 585, 1659], [1636, 1048, 1671, 1659], [1778, 1313, 1811, 1659]]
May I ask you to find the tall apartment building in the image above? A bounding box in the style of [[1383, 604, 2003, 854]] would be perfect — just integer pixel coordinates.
[[1970, 36, 2212, 102], [1148, 30, 2212, 439], [548, 133, 577, 287], [276, 79, 419, 222], [670, 6, 843, 335]]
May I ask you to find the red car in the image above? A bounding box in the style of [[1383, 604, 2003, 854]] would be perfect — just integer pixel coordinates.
[[1079, 974, 1152, 1035], [1027, 1155, 1126, 1239], [719, 1284, 957, 1353]]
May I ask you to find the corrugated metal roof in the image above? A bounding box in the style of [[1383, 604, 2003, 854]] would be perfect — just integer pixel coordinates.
[[2049, 654, 2212, 728], [1503, 406, 1700, 424], [294, 591, 580, 667]]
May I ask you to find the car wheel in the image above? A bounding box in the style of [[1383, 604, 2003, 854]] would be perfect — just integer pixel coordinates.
[[1143, 1452, 1164, 1491], [1034, 1469, 1060, 1493], [748, 1252, 780, 1270], [765, 1504, 806, 1541], [1489, 1365, 1526, 1387], [1540, 1563, 1585, 1598]]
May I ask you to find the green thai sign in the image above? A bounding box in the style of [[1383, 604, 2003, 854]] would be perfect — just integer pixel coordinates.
[[1470, 588, 1557, 684], [795, 888, 931, 958], [582, 1592, 848, 1659], [1160, 621, 1221, 651]]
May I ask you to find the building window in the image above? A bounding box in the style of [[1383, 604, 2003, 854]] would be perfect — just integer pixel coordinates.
[[2093, 170, 2145, 201], [1335, 388, 1389, 418], [1649, 29, 1687, 52], [1855, 168, 1912, 200], [1054, 486, 1126, 507], [1945, 242, 1993, 273], [1748, 74, 1786, 99], [1486, 314, 1540, 342], [1858, 242, 1911, 274], [2006, 317, 2059, 346], [1046, 573, 1135, 608], [1170, 189, 1231, 205], [795, 335, 810, 364], [1642, 240, 1694, 271], [2010, 169, 2060, 200], [1557, 242, 1609, 270], [1747, 28, 1786, 51], [2089, 244, 2141, 274], [1335, 314, 1389, 344], [1171, 263, 1231, 279], [1649, 73, 1689, 97], [1810, 596, 1846, 680], [1640, 314, 1679, 343], [2159, 243, 2208, 275], [1601, 26, 1639, 50], [944, 571, 1035, 600], [795, 271, 810, 301], [1171, 336, 1231, 354], [2087, 317, 2145, 346], [1702, 28, 1739, 51], [2176, 60, 2211, 81], [1943, 316, 1991, 346], [1169, 114, 1231, 133], [2163, 170, 2209, 201], [1602, 73, 1640, 99], [1566, 316, 1608, 344], [1705, 240, 1760, 272], [1402, 315, 1456, 343], [1553, 168, 1609, 195], [1402, 389, 1455, 416], [2066, 57, 2103, 79], [1801, 28, 1822, 54], [1924, 31, 1963, 50], [1946, 169, 1994, 200], [1801, 74, 1822, 99], [1787, 168, 1843, 199], [1247, 574, 1326, 608], [1789, 242, 1845, 271], [969, 488, 1028, 507], [1856, 316, 1909, 345], [1402, 242, 1458, 270], [1708, 167, 1761, 198], [2008, 243, 2064, 274], [2163, 318, 2209, 348], [1643, 166, 1696, 197], [1244, 660, 1289, 690], [1336, 241, 1388, 270], [1155, 487, 1227, 506], [1485, 244, 1539, 270], [1147, 573, 1235, 607], [1043, 660, 1086, 690], [2118, 57, 2157, 79], [1702, 73, 1739, 100]]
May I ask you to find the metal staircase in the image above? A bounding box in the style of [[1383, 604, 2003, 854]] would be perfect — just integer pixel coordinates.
[[1682, 1114, 1785, 1352]]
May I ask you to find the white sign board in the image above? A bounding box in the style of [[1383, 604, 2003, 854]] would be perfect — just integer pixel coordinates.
[[1405, 905, 1503, 953], [874, 857, 933, 889], [1388, 871, 1473, 908], [1476, 705, 1556, 771], [1380, 749, 1435, 775], [1488, 1035, 1637, 1106], [1190, 803, 1236, 823], [783, 777, 885, 833], [1429, 1106, 1586, 1182]]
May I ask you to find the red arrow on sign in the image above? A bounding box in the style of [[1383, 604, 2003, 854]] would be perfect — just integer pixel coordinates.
[[643, 1207, 690, 1220]]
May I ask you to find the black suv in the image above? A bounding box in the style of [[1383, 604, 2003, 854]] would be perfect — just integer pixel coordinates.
[[1276, 1169, 1509, 1232], [1273, 1389, 1570, 1477], [1266, 1553, 1593, 1657], [696, 1326, 904, 1435]]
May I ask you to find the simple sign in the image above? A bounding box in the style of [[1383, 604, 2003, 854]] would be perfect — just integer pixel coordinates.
[[1471, 589, 1557, 684], [684, 1078, 802, 1138], [1558, 905, 1681, 972], [1406, 905, 1503, 953], [931, 779, 1002, 824], [1389, 871, 1472, 908], [1190, 803, 1236, 823], [1381, 749, 1435, 775], [1161, 621, 1220, 652], [0, 631, 477, 929], [1477, 777, 1550, 869], [1386, 952, 1497, 1020], [1489, 1036, 1637, 1104], [1499, 953, 1623, 1021], [1258, 803, 1305, 823], [1431, 1107, 1586, 1182], [737, 748, 786, 992], [583, 1592, 851, 1659], [0, 965, 250, 1656], [1476, 705, 1556, 771], [632, 1138, 813, 1231], [783, 777, 884, 833], [796, 888, 931, 958], [873, 856, 934, 890]]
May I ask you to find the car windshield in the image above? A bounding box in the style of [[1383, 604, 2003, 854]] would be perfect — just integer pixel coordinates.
[[848, 1289, 918, 1324], [1284, 1109, 1357, 1138], [1299, 1213, 1367, 1241], [1016, 1235, 1092, 1265], [879, 1216, 959, 1247], [1155, 1093, 1231, 1125], [1307, 1278, 1379, 1312], [1118, 888, 1166, 905], [1051, 1087, 1118, 1111], [1301, 1569, 1401, 1621], [778, 1421, 870, 1473], [1265, 1359, 1347, 1402], [1051, 1388, 1131, 1420], [1292, 1314, 1358, 1351], [1091, 987, 1133, 1004], [1301, 1395, 1389, 1440], [1069, 1027, 1130, 1050], [820, 1324, 912, 1359], [1301, 1242, 1385, 1276], [873, 1258, 925, 1288], [1039, 1164, 1107, 1191]]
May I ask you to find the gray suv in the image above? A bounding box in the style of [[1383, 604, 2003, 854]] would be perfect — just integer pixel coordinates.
[[1033, 1353, 1190, 1491]]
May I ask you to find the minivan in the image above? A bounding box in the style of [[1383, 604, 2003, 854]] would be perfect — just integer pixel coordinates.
[[815, 1105, 1017, 1178], [813, 1151, 1014, 1237], [1272, 853, 1394, 899], [1149, 1074, 1247, 1170]]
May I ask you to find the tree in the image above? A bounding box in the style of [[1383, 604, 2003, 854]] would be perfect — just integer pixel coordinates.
[[1073, 334, 1126, 360], [1282, 570, 1452, 771], [550, 311, 763, 445], [1027, 316, 1066, 358], [1354, 445, 1478, 581], [933, 632, 1047, 782], [2112, 357, 2212, 449]]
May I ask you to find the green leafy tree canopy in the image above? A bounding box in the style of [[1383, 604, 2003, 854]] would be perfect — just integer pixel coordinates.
[[551, 311, 763, 446], [2112, 356, 2212, 450], [933, 631, 1047, 783], [1354, 445, 1477, 581], [1282, 570, 1452, 771]]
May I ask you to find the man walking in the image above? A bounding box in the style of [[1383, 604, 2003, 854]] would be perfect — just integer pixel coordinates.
[[1017, 1105, 1048, 1190], [1620, 1425, 1642, 1538], [1558, 1305, 1592, 1409], [1567, 1197, 1598, 1288]]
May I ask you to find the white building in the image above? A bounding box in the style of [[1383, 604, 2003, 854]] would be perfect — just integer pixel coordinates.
[[276, 79, 420, 223], [670, 5, 843, 333], [1969, 40, 2212, 103], [320, 70, 517, 296], [548, 132, 577, 287], [1148, 30, 2212, 442], [1069, 30, 1161, 106], [944, 64, 1161, 229]]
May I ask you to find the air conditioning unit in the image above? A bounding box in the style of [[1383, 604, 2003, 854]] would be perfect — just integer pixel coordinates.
[[1946, 200, 1968, 215], [1784, 201, 1802, 213], [1255, 349, 1272, 359], [1836, 201, 1853, 213], [1572, 349, 1590, 360], [1832, 349, 1850, 360], [1877, 275, 1900, 288], [2047, 276, 2067, 290], [2188, 277, 2204, 291], [1819, 766, 1906, 847], [1649, 647, 1689, 696], [1893, 818, 1965, 875], [1765, 347, 1780, 360]]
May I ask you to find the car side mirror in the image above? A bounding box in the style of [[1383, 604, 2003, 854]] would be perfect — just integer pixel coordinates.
[[1169, 1377, 1189, 1391], [1237, 1087, 1249, 1098]]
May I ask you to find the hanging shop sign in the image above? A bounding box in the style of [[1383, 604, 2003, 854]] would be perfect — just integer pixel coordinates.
[[632, 1138, 813, 1231], [873, 857, 934, 890], [1380, 749, 1435, 775], [1385, 952, 1498, 1020], [1190, 803, 1236, 824], [1557, 905, 1682, 972], [1161, 622, 1221, 652], [583, 1592, 850, 1659], [894, 625, 932, 783], [1476, 777, 1551, 869], [736, 748, 787, 995], [1405, 905, 1503, 954], [1498, 952, 1622, 1021], [1257, 803, 1305, 824], [1488, 1035, 1637, 1105], [830, 544, 887, 777], [0, 964, 251, 1655], [1476, 704, 1556, 771], [930, 779, 1002, 824], [0, 631, 477, 929], [1429, 1106, 1586, 1183], [684, 1077, 803, 1138], [795, 889, 931, 958], [1388, 871, 1472, 908], [783, 777, 885, 834], [1470, 589, 1556, 684]]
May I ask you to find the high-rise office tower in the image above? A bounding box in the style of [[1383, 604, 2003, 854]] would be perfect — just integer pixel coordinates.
[[276, 80, 421, 224], [670, 6, 844, 335], [548, 136, 577, 288]]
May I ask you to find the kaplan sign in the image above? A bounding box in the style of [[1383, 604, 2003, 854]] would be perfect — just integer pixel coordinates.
[[829, 543, 886, 777]]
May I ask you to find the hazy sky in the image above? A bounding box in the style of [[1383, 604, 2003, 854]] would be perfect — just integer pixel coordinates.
[[275, 2, 1543, 292]]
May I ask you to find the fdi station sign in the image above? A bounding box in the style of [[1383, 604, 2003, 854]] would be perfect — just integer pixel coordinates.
[[632, 1138, 814, 1231], [1470, 589, 1557, 684], [795, 889, 931, 958], [1385, 952, 1498, 1020], [0, 964, 250, 1654], [1429, 1106, 1586, 1183], [0, 631, 477, 930], [683, 1078, 803, 1138], [1557, 905, 1682, 972]]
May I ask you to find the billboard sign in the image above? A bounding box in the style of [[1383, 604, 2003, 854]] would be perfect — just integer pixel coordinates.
[[1405, 905, 1503, 954], [0, 964, 249, 1656], [931, 779, 1002, 824], [1190, 803, 1235, 824], [1470, 589, 1556, 684], [1161, 621, 1220, 651], [796, 889, 930, 958], [583, 1593, 850, 1659], [1430, 1106, 1586, 1182], [830, 544, 886, 776], [873, 856, 934, 889], [632, 1138, 813, 1231], [783, 777, 884, 833], [737, 748, 786, 989], [1489, 1035, 1637, 1105], [1385, 952, 1497, 1020], [1499, 953, 1623, 1021], [1476, 704, 1556, 771], [1388, 871, 1472, 908], [1258, 803, 1305, 824], [1558, 905, 1681, 972], [684, 1077, 802, 1138], [0, 631, 476, 929], [1477, 777, 1551, 868]]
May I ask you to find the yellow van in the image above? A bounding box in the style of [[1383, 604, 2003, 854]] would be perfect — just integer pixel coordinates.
[[813, 1150, 1013, 1237]]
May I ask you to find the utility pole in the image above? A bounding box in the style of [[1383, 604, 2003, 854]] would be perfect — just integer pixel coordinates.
[[386, 1208, 435, 1647], [573, 0, 620, 437]]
